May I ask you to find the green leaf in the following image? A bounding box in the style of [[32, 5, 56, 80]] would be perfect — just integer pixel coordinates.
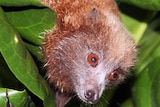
[[119, 3, 160, 107], [0, 0, 42, 7], [25, 42, 43, 62], [132, 16, 160, 107], [118, 0, 160, 10], [5, 8, 56, 45], [0, 7, 55, 107], [152, 66, 160, 107], [135, 17, 160, 75], [0, 88, 35, 107], [121, 11, 156, 44], [132, 58, 160, 107]]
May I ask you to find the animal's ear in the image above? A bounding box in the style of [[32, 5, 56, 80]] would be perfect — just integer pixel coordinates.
[[55, 91, 73, 107], [87, 8, 101, 24]]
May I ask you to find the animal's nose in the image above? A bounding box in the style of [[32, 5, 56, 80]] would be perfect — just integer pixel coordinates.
[[84, 89, 99, 104]]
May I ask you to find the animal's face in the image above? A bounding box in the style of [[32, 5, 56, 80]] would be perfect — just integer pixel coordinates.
[[73, 52, 124, 104], [54, 28, 136, 104]]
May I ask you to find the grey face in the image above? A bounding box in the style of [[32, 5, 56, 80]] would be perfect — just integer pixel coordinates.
[[55, 29, 136, 104], [72, 51, 122, 104]]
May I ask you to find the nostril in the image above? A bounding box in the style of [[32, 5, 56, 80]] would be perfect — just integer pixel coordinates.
[[84, 89, 95, 101]]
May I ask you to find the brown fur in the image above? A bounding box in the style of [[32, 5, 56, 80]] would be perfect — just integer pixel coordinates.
[[42, 0, 122, 93], [41, 0, 120, 31], [41, 0, 136, 106]]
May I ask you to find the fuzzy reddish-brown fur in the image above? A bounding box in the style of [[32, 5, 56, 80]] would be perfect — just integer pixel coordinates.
[[41, 0, 136, 96], [41, 0, 120, 31]]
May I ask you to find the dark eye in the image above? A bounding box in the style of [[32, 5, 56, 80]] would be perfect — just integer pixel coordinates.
[[109, 69, 119, 81], [87, 53, 99, 67]]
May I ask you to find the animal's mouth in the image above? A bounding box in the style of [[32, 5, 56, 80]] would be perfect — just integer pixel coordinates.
[[78, 89, 100, 104], [80, 96, 100, 104], [84, 89, 100, 104]]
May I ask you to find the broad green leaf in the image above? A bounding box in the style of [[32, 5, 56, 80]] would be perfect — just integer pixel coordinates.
[[118, 0, 160, 10], [121, 11, 156, 44], [5, 8, 56, 45], [135, 17, 160, 75], [0, 7, 55, 107], [121, 13, 146, 44], [25, 42, 43, 62], [0, 88, 34, 107], [132, 58, 160, 107], [0, 0, 42, 7], [132, 17, 160, 107], [120, 4, 160, 107], [152, 66, 160, 107]]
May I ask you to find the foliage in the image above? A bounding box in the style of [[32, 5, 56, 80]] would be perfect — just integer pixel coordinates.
[[0, 0, 160, 107]]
